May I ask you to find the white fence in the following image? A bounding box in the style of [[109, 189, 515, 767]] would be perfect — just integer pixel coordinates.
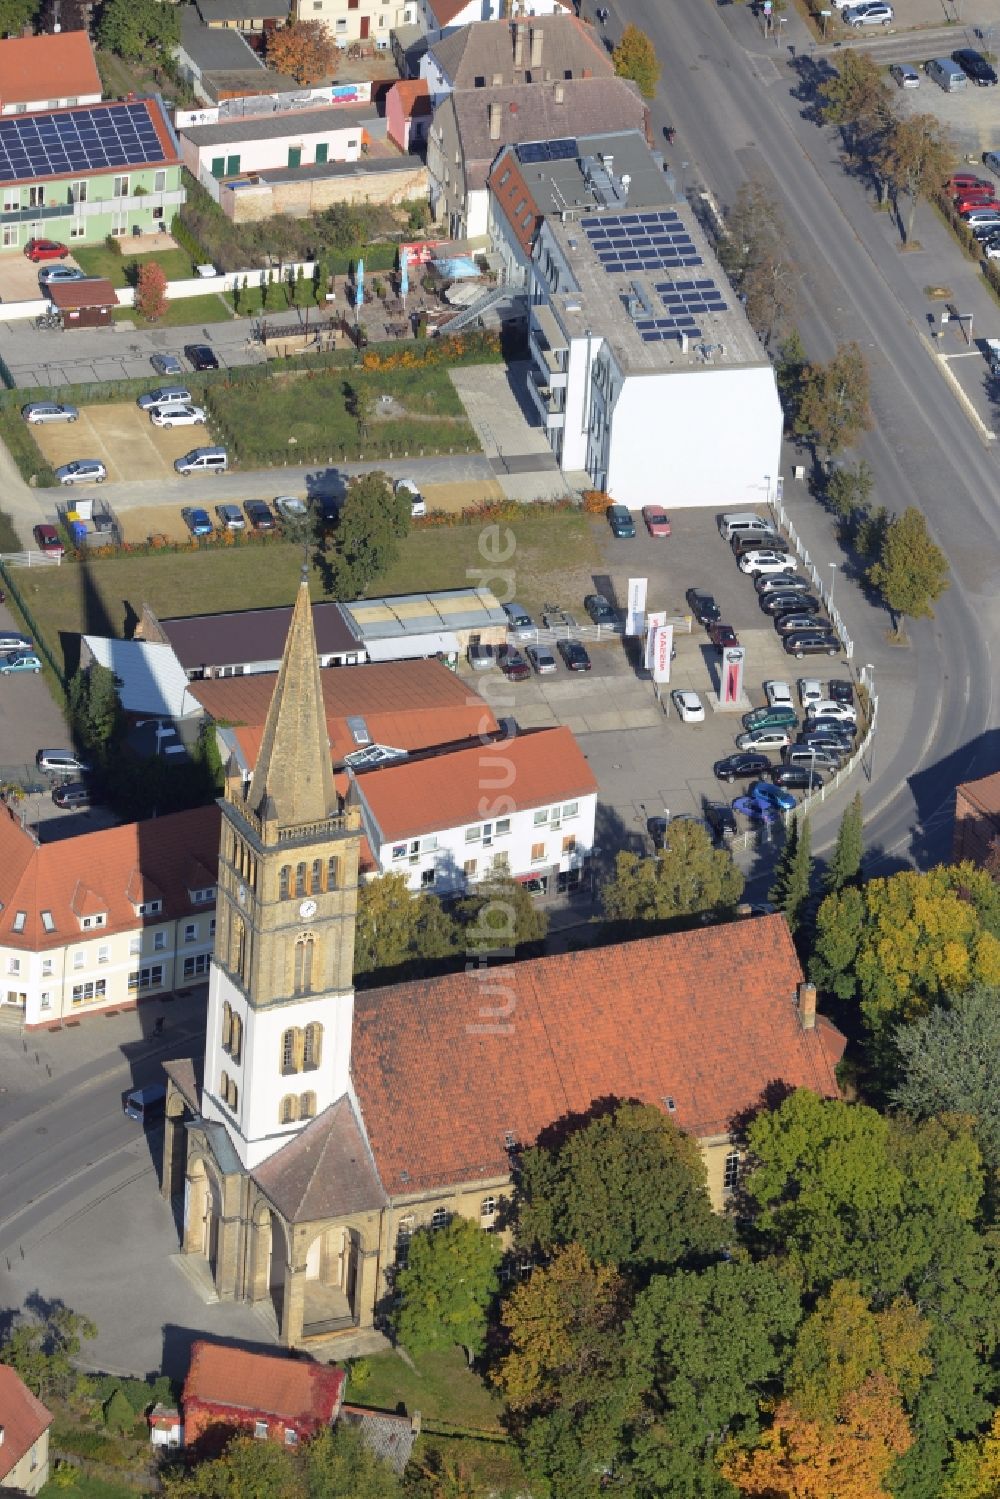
[[0, 550, 62, 567], [769, 486, 853, 660]]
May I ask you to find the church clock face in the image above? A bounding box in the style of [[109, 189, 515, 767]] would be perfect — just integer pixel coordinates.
[[299, 898, 317, 919]]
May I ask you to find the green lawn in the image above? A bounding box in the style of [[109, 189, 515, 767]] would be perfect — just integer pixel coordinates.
[[113, 292, 233, 329], [19, 511, 599, 672], [74, 245, 196, 288], [353, 1346, 504, 1432], [40, 1469, 142, 1498]]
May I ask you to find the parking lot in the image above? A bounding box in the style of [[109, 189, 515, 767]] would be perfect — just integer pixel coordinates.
[[31, 401, 215, 483], [0, 250, 84, 303]]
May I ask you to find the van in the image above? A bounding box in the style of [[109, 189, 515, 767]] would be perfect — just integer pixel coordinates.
[[927, 57, 967, 92], [123, 1083, 167, 1124], [984, 151, 1000, 179], [718, 512, 777, 542], [174, 446, 228, 476]]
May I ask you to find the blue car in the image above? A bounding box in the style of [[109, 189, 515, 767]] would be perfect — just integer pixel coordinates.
[[0, 652, 41, 674], [181, 506, 214, 537], [733, 795, 778, 825], [749, 779, 797, 813]]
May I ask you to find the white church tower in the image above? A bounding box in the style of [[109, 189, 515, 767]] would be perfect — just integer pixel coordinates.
[[201, 575, 362, 1171]]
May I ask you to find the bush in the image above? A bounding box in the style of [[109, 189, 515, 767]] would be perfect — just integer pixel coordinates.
[[104, 233, 123, 257], [169, 209, 207, 267], [582, 488, 611, 513]]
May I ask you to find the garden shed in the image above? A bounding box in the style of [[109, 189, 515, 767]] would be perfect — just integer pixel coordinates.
[[47, 277, 119, 328]]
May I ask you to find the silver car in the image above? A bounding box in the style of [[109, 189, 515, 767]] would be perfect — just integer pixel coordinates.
[[889, 62, 920, 88], [38, 265, 87, 284], [22, 402, 78, 424], [137, 386, 192, 410], [845, 1, 893, 23], [526, 644, 558, 674], [55, 459, 106, 485]]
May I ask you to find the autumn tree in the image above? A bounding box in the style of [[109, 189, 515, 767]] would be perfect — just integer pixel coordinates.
[[493, 1244, 635, 1496], [824, 791, 863, 893], [891, 984, 1000, 1169], [867, 507, 950, 632], [717, 182, 798, 346], [266, 20, 337, 85], [820, 49, 896, 188], [135, 260, 168, 323], [795, 342, 873, 456], [612, 24, 660, 98], [809, 863, 1000, 1044], [719, 1373, 913, 1499], [601, 818, 744, 928], [393, 1216, 501, 1361], [456, 873, 548, 955], [942, 1408, 1000, 1499], [877, 113, 955, 244], [0, 1304, 97, 1402], [161, 1435, 301, 1499], [517, 1100, 725, 1281], [353, 872, 457, 980], [769, 814, 812, 933]]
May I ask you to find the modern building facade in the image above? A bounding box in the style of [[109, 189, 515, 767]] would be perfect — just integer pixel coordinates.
[[0, 97, 184, 252], [489, 128, 783, 507]]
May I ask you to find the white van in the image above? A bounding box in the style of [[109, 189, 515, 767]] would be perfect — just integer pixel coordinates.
[[174, 446, 228, 476], [718, 511, 777, 542], [927, 57, 967, 92]]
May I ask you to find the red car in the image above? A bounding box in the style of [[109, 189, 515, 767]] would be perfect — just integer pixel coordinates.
[[954, 192, 999, 212], [708, 622, 740, 650], [641, 504, 672, 537], [33, 523, 64, 557], [24, 238, 69, 263], [946, 173, 991, 193]]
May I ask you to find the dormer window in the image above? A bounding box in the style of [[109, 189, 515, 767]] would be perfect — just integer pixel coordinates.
[[81, 913, 106, 929], [138, 900, 162, 917], [12, 911, 25, 933], [41, 911, 55, 932], [189, 886, 216, 905]]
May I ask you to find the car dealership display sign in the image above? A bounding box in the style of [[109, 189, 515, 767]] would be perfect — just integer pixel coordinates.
[[626, 578, 647, 637], [722, 645, 745, 705]]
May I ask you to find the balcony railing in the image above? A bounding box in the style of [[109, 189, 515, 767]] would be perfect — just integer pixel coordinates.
[[0, 188, 185, 225], [527, 369, 565, 430]]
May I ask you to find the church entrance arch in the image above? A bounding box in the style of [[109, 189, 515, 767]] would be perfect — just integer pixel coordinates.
[[250, 1202, 288, 1333], [301, 1224, 360, 1334], [184, 1157, 221, 1278]]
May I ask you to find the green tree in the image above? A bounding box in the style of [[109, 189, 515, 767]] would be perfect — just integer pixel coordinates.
[[517, 1100, 725, 1280], [826, 460, 875, 539], [601, 819, 744, 928], [625, 1259, 802, 1496], [294, 264, 315, 309], [891, 984, 1000, 1169], [0, 0, 39, 36], [161, 1434, 301, 1498], [97, 0, 180, 61], [941, 1410, 1000, 1499], [769, 814, 812, 933], [809, 864, 1000, 1045], [825, 792, 863, 894], [877, 113, 955, 244], [775, 328, 808, 431], [264, 269, 287, 312], [303, 1421, 402, 1498], [867, 507, 950, 632], [0, 1304, 97, 1402], [86, 663, 124, 747], [795, 342, 873, 456], [492, 1244, 635, 1499], [612, 23, 661, 98], [353, 872, 457, 980], [819, 49, 895, 162], [102, 1387, 135, 1434], [456, 874, 547, 955], [322, 471, 410, 598], [717, 182, 797, 346], [393, 1215, 501, 1360]]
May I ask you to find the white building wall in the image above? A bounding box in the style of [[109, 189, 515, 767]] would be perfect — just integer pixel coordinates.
[[465, 185, 489, 240], [558, 331, 603, 472], [604, 364, 782, 511], [181, 122, 364, 179], [2, 90, 101, 115], [202, 961, 355, 1171], [419, 50, 453, 106]]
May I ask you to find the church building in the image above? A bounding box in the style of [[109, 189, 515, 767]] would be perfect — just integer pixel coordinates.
[[162, 579, 845, 1348]]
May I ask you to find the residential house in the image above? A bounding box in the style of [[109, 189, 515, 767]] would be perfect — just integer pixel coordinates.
[[179, 102, 382, 187], [420, 15, 611, 108], [162, 580, 846, 1348], [0, 804, 221, 1029], [0, 97, 184, 253], [176, 7, 297, 106], [0, 31, 101, 116], [181, 1341, 344, 1449], [290, 0, 416, 57], [385, 78, 431, 151], [350, 725, 598, 895], [0, 1367, 53, 1496], [488, 128, 783, 507], [415, 0, 568, 45], [190, 656, 499, 773], [148, 1405, 183, 1448], [427, 73, 648, 238], [953, 769, 1000, 865]]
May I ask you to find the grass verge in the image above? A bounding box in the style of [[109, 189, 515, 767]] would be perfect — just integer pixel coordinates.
[[73, 245, 197, 288], [113, 293, 233, 329], [0, 405, 56, 489]]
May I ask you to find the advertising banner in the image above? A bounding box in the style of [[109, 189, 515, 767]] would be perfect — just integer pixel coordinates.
[[644, 609, 666, 670], [651, 624, 674, 684], [626, 577, 648, 637]]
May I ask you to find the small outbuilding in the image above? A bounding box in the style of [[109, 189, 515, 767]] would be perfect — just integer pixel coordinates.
[[47, 278, 120, 329]]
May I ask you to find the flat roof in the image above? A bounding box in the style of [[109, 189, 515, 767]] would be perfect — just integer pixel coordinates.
[[179, 8, 267, 72], [158, 600, 360, 669], [528, 131, 763, 374], [182, 101, 376, 146], [343, 588, 505, 641]]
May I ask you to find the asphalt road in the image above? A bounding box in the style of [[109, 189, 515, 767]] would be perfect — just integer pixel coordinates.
[[600, 0, 1000, 871]]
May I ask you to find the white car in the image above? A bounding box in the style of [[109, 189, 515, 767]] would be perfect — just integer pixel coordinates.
[[148, 403, 207, 428], [672, 689, 705, 723], [22, 401, 78, 423], [735, 727, 792, 752], [798, 679, 824, 709], [55, 459, 106, 485], [764, 680, 793, 709], [844, 1, 893, 24], [807, 699, 857, 724], [395, 477, 427, 518], [274, 495, 309, 523], [739, 551, 796, 576], [890, 62, 920, 88], [137, 386, 192, 411]]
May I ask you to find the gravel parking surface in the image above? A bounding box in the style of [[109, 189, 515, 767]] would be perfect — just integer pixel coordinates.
[[31, 401, 212, 482]]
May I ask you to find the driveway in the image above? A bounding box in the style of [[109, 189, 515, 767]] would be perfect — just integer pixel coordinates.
[[450, 361, 571, 502], [0, 252, 83, 304]]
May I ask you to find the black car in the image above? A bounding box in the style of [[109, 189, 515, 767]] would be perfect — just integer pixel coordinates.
[[770, 765, 826, 791], [732, 533, 791, 559], [244, 499, 276, 530], [184, 343, 220, 371], [828, 679, 855, 706], [760, 591, 821, 617], [954, 48, 998, 85], [808, 716, 855, 739], [685, 588, 721, 625], [584, 593, 617, 625], [798, 726, 852, 749], [704, 801, 738, 842], [783, 630, 840, 658], [557, 639, 592, 672], [713, 752, 772, 782]]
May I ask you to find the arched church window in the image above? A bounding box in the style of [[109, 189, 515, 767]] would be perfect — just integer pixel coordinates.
[[280, 1027, 300, 1076], [327, 856, 339, 889], [299, 1091, 316, 1119], [229, 1012, 242, 1065], [294, 936, 315, 996], [303, 1021, 322, 1070], [280, 1095, 298, 1124], [312, 858, 323, 893], [295, 863, 306, 897], [221, 1001, 232, 1050], [279, 866, 290, 900]]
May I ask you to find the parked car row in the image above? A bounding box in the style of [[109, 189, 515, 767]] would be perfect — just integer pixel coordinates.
[[181, 496, 313, 537], [718, 512, 843, 659]]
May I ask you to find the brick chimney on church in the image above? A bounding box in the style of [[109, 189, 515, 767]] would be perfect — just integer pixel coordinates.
[[797, 981, 817, 1031]]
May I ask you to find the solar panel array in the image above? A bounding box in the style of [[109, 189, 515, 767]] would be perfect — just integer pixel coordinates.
[[0, 102, 165, 183], [518, 137, 578, 165], [582, 209, 703, 274]]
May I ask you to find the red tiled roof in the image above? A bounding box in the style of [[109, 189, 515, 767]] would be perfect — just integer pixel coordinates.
[[956, 768, 1000, 821], [183, 1341, 345, 1425], [390, 78, 432, 117], [0, 31, 101, 107], [0, 803, 220, 950], [0, 1367, 52, 1481], [352, 916, 843, 1193], [48, 278, 119, 311], [192, 659, 497, 770], [353, 726, 597, 843]]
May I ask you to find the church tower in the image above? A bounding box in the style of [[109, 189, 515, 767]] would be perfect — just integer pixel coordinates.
[[201, 576, 362, 1171]]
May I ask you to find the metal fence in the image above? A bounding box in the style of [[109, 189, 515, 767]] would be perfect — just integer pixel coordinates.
[[769, 490, 853, 660]]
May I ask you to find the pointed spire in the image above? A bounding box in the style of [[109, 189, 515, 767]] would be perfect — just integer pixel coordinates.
[[247, 578, 336, 826]]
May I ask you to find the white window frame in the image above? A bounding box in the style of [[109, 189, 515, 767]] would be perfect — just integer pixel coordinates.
[[2, 224, 19, 248], [113, 174, 130, 198], [184, 922, 198, 944]]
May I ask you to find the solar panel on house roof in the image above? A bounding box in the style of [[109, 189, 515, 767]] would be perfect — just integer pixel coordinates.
[[518, 137, 578, 164], [654, 276, 728, 319], [582, 211, 703, 275], [0, 101, 164, 183]]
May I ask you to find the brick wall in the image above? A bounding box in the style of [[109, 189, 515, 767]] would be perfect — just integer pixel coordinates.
[[224, 163, 429, 223]]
